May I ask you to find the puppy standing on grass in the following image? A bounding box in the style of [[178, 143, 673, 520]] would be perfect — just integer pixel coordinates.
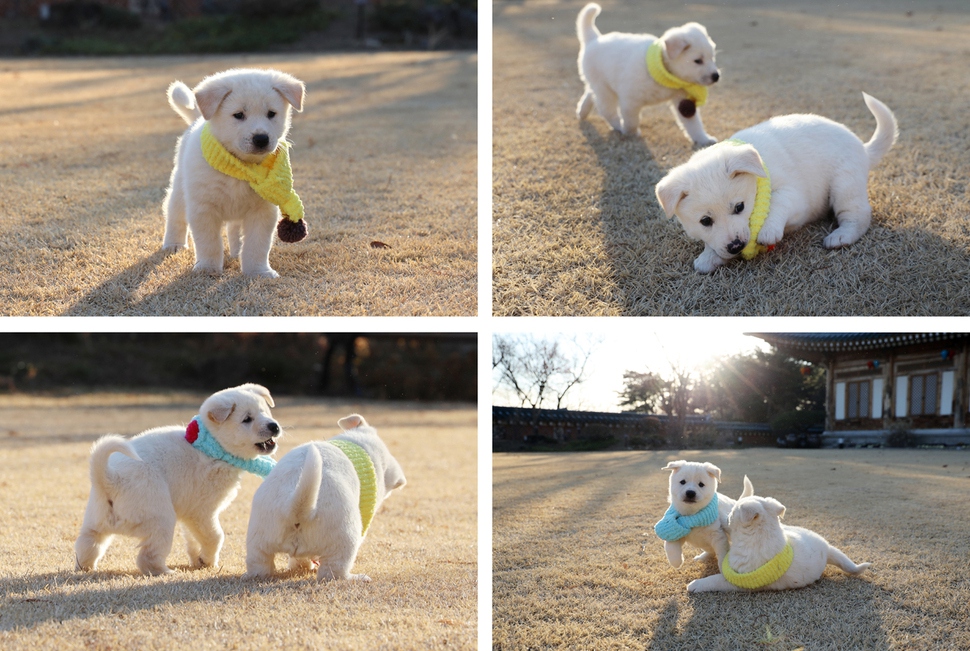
[[245, 414, 406, 582], [162, 68, 307, 278], [74, 384, 282, 575], [687, 495, 871, 592], [576, 3, 720, 145], [655, 460, 753, 569], [656, 92, 898, 273]]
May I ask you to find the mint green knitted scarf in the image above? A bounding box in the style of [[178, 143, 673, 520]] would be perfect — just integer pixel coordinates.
[[185, 417, 277, 478], [654, 493, 719, 541]]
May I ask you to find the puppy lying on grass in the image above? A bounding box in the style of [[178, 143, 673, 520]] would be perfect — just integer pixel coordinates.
[[245, 414, 406, 582], [656, 93, 898, 273], [74, 384, 281, 575], [576, 3, 720, 145], [687, 495, 871, 592], [655, 460, 753, 569]]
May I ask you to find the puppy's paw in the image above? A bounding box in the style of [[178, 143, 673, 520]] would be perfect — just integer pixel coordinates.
[[162, 243, 186, 254], [686, 579, 700, 593], [693, 551, 713, 562], [693, 250, 725, 274], [822, 227, 862, 249], [248, 268, 280, 279], [349, 573, 372, 582], [756, 220, 785, 247], [243, 570, 273, 580], [192, 263, 223, 276], [693, 135, 718, 148]]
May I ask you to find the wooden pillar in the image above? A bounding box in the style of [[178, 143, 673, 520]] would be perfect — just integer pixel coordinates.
[[825, 356, 835, 431], [956, 341, 968, 429]]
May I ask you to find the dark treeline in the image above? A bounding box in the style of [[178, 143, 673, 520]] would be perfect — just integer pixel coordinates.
[[0, 333, 476, 402]]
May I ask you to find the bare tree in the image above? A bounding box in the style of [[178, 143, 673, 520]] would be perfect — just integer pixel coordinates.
[[492, 334, 596, 411]]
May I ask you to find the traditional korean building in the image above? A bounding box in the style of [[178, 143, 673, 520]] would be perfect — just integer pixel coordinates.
[[753, 333, 970, 447]]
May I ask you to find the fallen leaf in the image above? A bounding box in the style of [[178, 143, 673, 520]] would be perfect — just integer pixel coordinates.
[[370, 241, 391, 249]]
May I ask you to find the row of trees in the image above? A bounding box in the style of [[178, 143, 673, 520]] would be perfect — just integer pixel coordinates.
[[493, 335, 826, 442]]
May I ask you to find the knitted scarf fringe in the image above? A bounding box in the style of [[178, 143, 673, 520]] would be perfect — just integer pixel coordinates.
[[654, 493, 719, 541], [646, 41, 708, 107]]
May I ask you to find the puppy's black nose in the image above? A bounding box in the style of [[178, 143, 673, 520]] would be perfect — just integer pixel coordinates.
[[267, 422, 280, 435], [711, 71, 720, 83], [685, 490, 696, 500], [726, 239, 745, 255], [252, 133, 270, 149]]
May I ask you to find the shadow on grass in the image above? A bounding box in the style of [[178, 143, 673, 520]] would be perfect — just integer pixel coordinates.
[[645, 580, 892, 650], [0, 568, 328, 632]]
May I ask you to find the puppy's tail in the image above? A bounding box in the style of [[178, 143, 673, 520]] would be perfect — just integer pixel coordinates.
[[577, 3, 602, 45], [862, 92, 898, 169], [167, 81, 202, 125], [740, 475, 754, 500], [88, 435, 140, 498], [827, 545, 872, 575], [290, 444, 323, 523]]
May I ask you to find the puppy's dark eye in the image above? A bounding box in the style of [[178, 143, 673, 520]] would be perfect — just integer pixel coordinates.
[[698, 482, 705, 488], [242, 415, 253, 423], [233, 112, 245, 121], [694, 58, 703, 64], [733, 202, 745, 214], [267, 111, 276, 119], [700, 216, 713, 227], [679, 479, 687, 485]]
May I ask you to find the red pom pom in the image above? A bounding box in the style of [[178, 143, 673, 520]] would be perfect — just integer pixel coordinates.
[[766, 244, 775, 252], [185, 420, 199, 444]]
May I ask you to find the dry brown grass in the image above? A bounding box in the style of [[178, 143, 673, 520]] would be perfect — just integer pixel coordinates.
[[492, 0, 970, 315], [493, 448, 970, 650], [0, 52, 477, 316], [0, 393, 477, 650]]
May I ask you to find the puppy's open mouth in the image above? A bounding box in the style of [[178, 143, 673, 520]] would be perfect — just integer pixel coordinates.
[[255, 438, 278, 454]]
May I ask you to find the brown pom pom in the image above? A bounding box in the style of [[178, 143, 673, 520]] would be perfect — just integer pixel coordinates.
[[277, 218, 307, 243], [678, 99, 697, 118]]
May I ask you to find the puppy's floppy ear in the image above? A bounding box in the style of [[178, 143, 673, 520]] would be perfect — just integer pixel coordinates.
[[663, 32, 690, 59], [272, 72, 306, 112], [661, 460, 686, 471], [193, 75, 233, 120], [207, 396, 236, 424], [239, 383, 275, 408], [338, 414, 368, 430], [702, 462, 721, 482], [656, 174, 688, 218], [763, 497, 786, 519], [727, 145, 767, 179]]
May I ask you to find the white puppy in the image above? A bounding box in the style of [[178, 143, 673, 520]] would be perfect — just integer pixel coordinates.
[[655, 460, 753, 569], [74, 384, 281, 575], [687, 495, 871, 592], [162, 68, 306, 278], [576, 3, 720, 145], [245, 414, 406, 582], [656, 92, 898, 273]]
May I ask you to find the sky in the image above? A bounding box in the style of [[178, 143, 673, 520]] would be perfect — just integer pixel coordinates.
[[493, 326, 770, 412]]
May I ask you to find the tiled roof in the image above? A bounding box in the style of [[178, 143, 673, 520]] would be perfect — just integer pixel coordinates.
[[749, 333, 967, 352]]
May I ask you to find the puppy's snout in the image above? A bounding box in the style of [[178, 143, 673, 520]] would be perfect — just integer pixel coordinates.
[[252, 133, 270, 150], [685, 489, 697, 501], [267, 421, 280, 436], [711, 71, 720, 83], [726, 239, 745, 255]]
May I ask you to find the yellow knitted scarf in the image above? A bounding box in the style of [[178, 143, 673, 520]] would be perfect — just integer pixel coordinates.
[[330, 439, 378, 536], [721, 540, 794, 589], [646, 41, 708, 107], [721, 138, 771, 260], [200, 123, 304, 225]]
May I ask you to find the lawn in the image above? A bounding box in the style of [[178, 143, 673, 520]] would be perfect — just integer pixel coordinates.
[[493, 448, 970, 649], [0, 393, 477, 650], [0, 52, 477, 315], [492, 0, 970, 315]]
